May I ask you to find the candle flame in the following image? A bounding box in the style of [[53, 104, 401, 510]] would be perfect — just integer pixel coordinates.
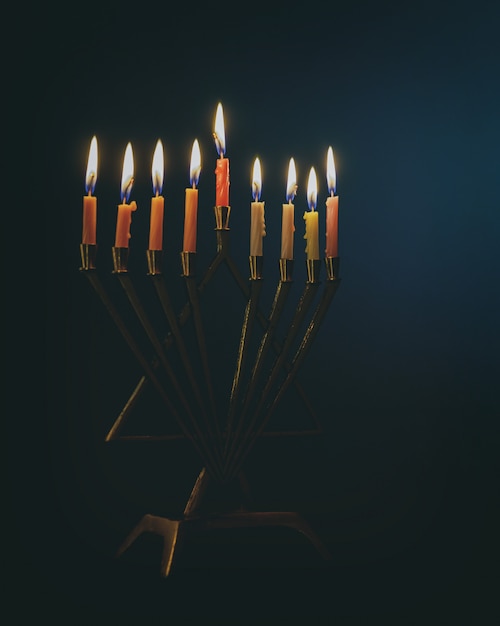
[[190, 139, 201, 187], [152, 139, 164, 195], [307, 167, 317, 210], [286, 157, 297, 202], [326, 146, 336, 195], [85, 136, 98, 194], [213, 102, 226, 156], [121, 142, 134, 202], [252, 157, 262, 201]]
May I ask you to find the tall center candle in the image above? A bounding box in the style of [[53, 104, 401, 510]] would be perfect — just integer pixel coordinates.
[[250, 157, 266, 256], [148, 139, 164, 251], [325, 146, 339, 258], [115, 142, 137, 248], [183, 139, 201, 252], [82, 136, 98, 245], [281, 157, 296, 260], [303, 167, 319, 260], [213, 102, 230, 207]]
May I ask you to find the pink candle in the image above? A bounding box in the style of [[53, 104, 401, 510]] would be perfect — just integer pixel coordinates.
[[183, 139, 201, 252], [325, 147, 339, 258], [213, 102, 230, 207], [148, 139, 164, 251], [115, 142, 137, 248], [82, 136, 98, 245]]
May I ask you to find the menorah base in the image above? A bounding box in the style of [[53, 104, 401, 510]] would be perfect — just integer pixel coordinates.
[[115, 467, 331, 576]]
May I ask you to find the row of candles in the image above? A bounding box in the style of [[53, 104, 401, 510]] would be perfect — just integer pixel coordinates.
[[82, 103, 340, 261]]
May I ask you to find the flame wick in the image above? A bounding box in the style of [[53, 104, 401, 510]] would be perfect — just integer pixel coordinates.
[[122, 177, 134, 203]]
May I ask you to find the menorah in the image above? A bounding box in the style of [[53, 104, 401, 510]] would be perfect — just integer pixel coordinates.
[[79, 200, 341, 576]]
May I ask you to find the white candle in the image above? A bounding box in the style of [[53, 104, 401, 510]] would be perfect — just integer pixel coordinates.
[[303, 166, 319, 260], [250, 157, 265, 256], [281, 157, 296, 260], [325, 146, 339, 258]]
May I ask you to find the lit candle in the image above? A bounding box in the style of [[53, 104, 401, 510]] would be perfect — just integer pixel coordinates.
[[213, 102, 230, 207], [325, 146, 339, 258], [115, 142, 137, 248], [82, 136, 98, 245], [281, 157, 296, 260], [183, 139, 201, 252], [148, 139, 164, 251], [303, 167, 319, 260], [250, 157, 266, 256]]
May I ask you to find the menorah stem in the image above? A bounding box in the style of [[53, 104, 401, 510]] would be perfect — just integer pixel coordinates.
[[223, 269, 292, 474], [224, 264, 321, 480], [113, 263, 223, 479], [184, 272, 220, 439], [224, 271, 263, 460], [81, 266, 219, 479], [149, 271, 217, 441], [229, 265, 341, 480]]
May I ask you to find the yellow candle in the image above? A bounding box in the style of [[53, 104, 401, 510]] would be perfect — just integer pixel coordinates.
[[183, 139, 201, 252], [281, 158, 296, 260], [115, 143, 137, 248], [148, 140, 164, 251], [303, 167, 319, 260], [325, 147, 339, 258], [250, 157, 265, 256], [82, 136, 98, 245]]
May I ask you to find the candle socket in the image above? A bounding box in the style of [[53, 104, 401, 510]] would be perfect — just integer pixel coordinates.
[[306, 259, 321, 284], [214, 205, 231, 230], [279, 259, 294, 282], [112, 247, 129, 273], [80, 243, 97, 271], [325, 256, 340, 281], [146, 250, 163, 275], [181, 251, 196, 277], [249, 255, 263, 280]]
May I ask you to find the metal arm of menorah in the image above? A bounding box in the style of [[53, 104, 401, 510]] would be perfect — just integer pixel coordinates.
[[79, 204, 341, 575]]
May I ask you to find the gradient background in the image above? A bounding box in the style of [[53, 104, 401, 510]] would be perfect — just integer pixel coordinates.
[[11, 0, 500, 621]]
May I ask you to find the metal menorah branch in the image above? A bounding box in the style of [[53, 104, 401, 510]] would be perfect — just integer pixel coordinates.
[[79, 204, 341, 575]]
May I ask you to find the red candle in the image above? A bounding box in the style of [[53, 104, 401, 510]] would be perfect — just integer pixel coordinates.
[[183, 139, 201, 252], [115, 142, 137, 248], [82, 136, 98, 245], [325, 147, 339, 258], [149, 139, 164, 251], [213, 102, 230, 207]]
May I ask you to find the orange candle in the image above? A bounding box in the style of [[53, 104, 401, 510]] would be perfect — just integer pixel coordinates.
[[183, 139, 201, 252], [82, 136, 98, 245], [281, 157, 297, 260], [115, 142, 137, 248], [303, 167, 319, 260], [325, 147, 339, 258], [213, 102, 230, 207], [250, 157, 266, 256], [149, 139, 164, 251]]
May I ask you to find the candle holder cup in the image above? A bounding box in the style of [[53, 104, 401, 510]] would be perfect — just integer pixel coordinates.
[[80, 209, 341, 576]]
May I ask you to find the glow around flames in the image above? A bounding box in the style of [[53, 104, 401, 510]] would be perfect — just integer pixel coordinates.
[[121, 142, 134, 202], [190, 139, 201, 187], [326, 146, 336, 195], [252, 157, 262, 201], [152, 139, 164, 195], [286, 157, 297, 202], [85, 136, 98, 194], [307, 167, 318, 210], [214, 102, 226, 156]]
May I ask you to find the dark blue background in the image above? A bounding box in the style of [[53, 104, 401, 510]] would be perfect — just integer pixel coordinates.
[[12, 0, 500, 620]]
